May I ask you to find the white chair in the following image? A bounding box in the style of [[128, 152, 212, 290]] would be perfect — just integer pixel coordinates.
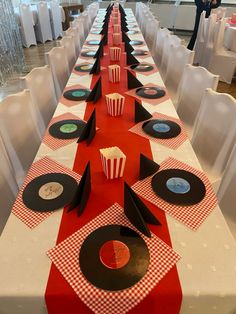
[[160, 34, 182, 80], [176, 65, 219, 138], [0, 90, 41, 188], [153, 28, 171, 67], [212, 7, 226, 20], [71, 19, 85, 46], [193, 11, 206, 65], [164, 44, 195, 103], [21, 65, 57, 136], [217, 143, 236, 240], [18, 4, 37, 48], [46, 46, 70, 100], [59, 36, 76, 72], [0, 136, 18, 235], [65, 27, 81, 57], [208, 18, 236, 84], [201, 14, 217, 68], [34, 2, 53, 43], [144, 19, 160, 53], [49, 1, 63, 40], [191, 88, 236, 191]]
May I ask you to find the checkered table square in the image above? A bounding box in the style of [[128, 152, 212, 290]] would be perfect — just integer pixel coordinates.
[[129, 112, 188, 150], [60, 84, 90, 108], [125, 62, 158, 76], [43, 112, 85, 151], [132, 157, 218, 231], [47, 203, 180, 314], [12, 157, 81, 229]]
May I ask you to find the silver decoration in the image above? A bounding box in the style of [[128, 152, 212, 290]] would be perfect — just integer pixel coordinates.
[[0, 0, 25, 86]]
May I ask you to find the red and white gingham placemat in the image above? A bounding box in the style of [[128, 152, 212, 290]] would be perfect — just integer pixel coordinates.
[[60, 84, 89, 108], [129, 112, 188, 150], [12, 157, 81, 229], [132, 158, 218, 231], [47, 203, 180, 314], [125, 83, 170, 105], [43, 112, 85, 151]]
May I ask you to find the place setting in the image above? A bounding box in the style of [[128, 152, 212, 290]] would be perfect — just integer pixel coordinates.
[[126, 62, 158, 76], [60, 84, 91, 107]]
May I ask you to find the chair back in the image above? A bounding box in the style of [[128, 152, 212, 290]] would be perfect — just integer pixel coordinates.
[[36, 2, 53, 43], [49, 1, 63, 39], [194, 10, 206, 64], [59, 36, 76, 71], [65, 27, 81, 57], [154, 27, 171, 66], [19, 4, 36, 47]]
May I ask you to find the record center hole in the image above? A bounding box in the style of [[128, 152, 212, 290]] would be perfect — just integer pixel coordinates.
[[99, 240, 130, 269], [38, 182, 64, 200]]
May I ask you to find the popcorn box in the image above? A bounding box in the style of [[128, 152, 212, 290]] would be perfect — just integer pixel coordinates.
[[113, 32, 122, 45], [105, 92, 125, 116], [113, 24, 121, 33], [108, 64, 121, 83], [112, 17, 120, 25], [100, 146, 126, 179], [109, 47, 121, 61]]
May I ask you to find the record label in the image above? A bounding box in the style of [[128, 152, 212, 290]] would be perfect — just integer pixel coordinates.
[[59, 123, 78, 133], [151, 169, 206, 206], [81, 51, 96, 57], [136, 87, 166, 99], [99, 240, 130, 269], [49, 119, 86, 139], [130, 40, 144, 46], [74, 64, 93, 72], [142, 119, 181, 139], [22, 173, 78, 212], [79, 225, 149, 291], [63, 89, 91, 101], [130, 63, 154, 72], [132, 49, 149, 56], [38, 182, 64, 200]]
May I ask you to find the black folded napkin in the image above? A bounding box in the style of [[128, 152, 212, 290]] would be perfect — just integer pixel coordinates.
[[134, 99, 152, 123], [124, 182, 161, 238], [67, 162, 91, 216], [93, 43, 104, 59], [89, 57, 100, 74], [126, 52, 139, 66], [139, 153, 160, 180], [127, 70, 143, 89], [125, 41, 134, 53], [77, 109, 96, 145], [122, 31, 130, 43]]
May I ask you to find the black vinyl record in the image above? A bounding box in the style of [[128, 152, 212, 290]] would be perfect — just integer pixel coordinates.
[[151, 169, 206, 206], [136, 86, 166, 99], [86, 40, 101, 45], [130, 40, 144, 46], [130, 63, 154, 72], [132, 49, 149, 56], [127, 30, 139, 35], [22, 173, 78, 212], [63, 89, 91, 101], [90, 30, 102, 34], [81, 50, 96, 58], [93, 24, 103, 28], [49, 119, 86, 139], [79, 225, 150, 291], [142, 119, 181, 139], [74, 64, 93, 73]]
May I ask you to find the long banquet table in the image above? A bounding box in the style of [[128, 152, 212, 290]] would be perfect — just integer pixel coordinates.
[[1, 6, 236, 314]]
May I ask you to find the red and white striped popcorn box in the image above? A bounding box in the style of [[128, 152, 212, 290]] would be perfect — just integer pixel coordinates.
[[105, 92, 125, 116], [108, 64, 121, 83], [113, 32, 122, 45], [112, 11, 119, 18], [109, 47, 121, 61], [100, 146, 126, 179], [113, 24, 121, 33], [112, 17, 120, 25]]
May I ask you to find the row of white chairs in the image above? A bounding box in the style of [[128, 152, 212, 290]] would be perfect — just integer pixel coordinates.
[[0, 2, 99, 234], [194, 11, 236, 84], [136, 2, 236, 239]]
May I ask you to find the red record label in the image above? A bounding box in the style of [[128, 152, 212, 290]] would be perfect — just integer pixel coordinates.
[[99, 240, 130, 269]]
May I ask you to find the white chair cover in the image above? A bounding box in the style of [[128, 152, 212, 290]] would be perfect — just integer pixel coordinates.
[[153, 27, 171, 66], [201, 14, 217, 68], [21, 65, 57, 136], [65, 27, 81, 57], [19, 4, 37, 48], [59, 36, 76, 72], [208, 18, 236, 84], [191, 88, 236, 191], [0, 90, 41, 188], [0, 136, 18, 235], [193, 11, 206, 65], [164, 44, 195, 103], [49, 1, 63, 40], [217, 143, 236, 240], [34, 2, 53, 43], [71, 19, 85, 46], [45, 46, 70, 101], [160, 34, 182, 80], [176, 64, 219, 138]]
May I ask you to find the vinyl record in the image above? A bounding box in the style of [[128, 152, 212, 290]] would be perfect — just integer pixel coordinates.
[[151, 169, 206, 206], [86, 40, 101, 45], [49, 119, 86, 139], [130, 63, 154, 72], [74, 64, 93, 73], [127, 30, 139, 35], [90, 30, 102, 35], [132, 49, 149, 56], [136, 86, 166, 99], [22, 173, 78, 212], [63, 89, 91, 101], [93, 24, 103, 28], [81, 50, 96, 58], [130, 40, 144, 45], [79, 224, 150, 291], [142, 119, 181, 139]]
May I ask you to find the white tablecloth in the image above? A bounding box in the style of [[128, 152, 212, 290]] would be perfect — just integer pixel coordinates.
[[1, 8, 236, 314]]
